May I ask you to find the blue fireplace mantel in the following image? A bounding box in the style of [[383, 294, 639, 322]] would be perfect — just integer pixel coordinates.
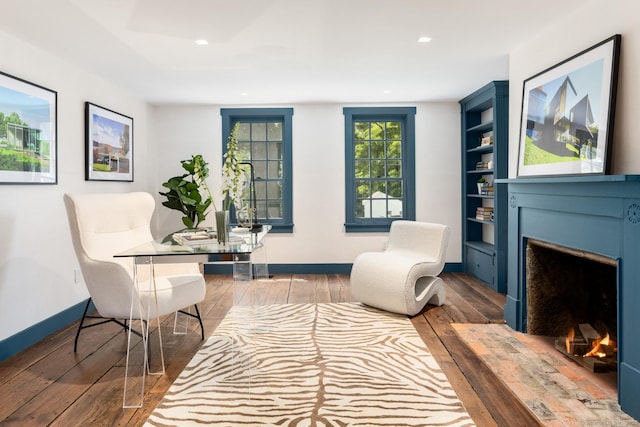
[[497, 174, 640, 421]]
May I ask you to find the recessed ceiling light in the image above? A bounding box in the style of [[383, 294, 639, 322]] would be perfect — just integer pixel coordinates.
[[194, 39, 209, 46], [418, 36, 432, 43], [383, 90, 392, 94], [240, 92, 248, 96]]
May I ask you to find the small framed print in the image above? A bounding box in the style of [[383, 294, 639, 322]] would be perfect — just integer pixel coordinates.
[[85, 102, 133, 181], [0, 71, 57, 184]]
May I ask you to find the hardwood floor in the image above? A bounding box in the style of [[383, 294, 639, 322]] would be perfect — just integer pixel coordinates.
[[0, 273, 542, 426]]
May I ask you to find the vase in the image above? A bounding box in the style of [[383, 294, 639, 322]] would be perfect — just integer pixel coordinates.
[[215, 210, 229, 244]]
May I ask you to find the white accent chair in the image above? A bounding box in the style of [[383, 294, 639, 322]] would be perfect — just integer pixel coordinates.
[[350, 220, 450, 316], [64, 192, 207, 352]]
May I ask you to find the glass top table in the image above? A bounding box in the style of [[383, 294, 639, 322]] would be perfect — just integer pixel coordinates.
[[115, 225, 271, 264]]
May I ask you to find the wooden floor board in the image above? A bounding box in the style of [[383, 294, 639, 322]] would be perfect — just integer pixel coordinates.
[[0, 272, 543, 426]]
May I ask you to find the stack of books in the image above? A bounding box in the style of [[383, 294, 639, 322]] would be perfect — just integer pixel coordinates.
[[481, 185, 494, 196], [476, 207, 494, 221], [476, 161, 489, 170]]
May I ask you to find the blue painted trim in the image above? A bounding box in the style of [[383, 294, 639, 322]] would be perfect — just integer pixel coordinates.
[[221, 108, 294, 232], [0, 299, 93, 362], [343, 107, 416, 232], [204, 262, 460, 275]]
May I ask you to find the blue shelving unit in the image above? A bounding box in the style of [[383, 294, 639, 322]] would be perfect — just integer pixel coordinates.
[[459, 81, 509, 292]]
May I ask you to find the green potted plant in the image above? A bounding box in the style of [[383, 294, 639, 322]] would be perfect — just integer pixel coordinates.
[[159, 154, 216, 229]]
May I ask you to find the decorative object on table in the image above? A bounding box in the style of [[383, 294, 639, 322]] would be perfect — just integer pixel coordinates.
[[236, 161, 263, 232], [85, 102, 133, 182], [0, 71, 57, 184], [218, 123, 242, 244], [214, 210, 229, 245], [517, 34, 621, 177], [159, 154, 215, 228], [172, 230, 217, 247]]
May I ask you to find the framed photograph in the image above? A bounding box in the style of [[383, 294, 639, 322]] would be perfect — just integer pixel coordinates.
[[85, 102, 133, 181], [517, 34, 621, 177], [0, 71, 57, 184]]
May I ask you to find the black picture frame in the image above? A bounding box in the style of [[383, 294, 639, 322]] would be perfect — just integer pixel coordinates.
[[85, 102, 133, 182], [517, 34, 621, 178], [0, 71, 57, 184]]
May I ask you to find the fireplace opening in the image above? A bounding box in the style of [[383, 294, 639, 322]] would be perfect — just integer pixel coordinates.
[[525, 239, 617, 373]]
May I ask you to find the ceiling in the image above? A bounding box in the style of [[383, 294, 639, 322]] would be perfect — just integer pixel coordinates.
[[0, 0, 587, 106]]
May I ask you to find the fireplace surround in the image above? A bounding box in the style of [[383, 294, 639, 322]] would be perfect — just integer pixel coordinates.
[[499, 175, 640, 421]]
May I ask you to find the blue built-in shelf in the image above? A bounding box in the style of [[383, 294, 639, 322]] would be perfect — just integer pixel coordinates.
[[460, 81, 509, 292]]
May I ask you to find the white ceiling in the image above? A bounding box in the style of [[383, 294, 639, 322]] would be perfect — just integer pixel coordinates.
[[0, 0, 587, 106]]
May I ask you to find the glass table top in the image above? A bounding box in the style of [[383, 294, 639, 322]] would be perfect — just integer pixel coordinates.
[[115, 225, 271, 258]]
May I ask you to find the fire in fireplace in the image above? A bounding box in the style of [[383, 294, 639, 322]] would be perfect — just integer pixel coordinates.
[[525, 239, 617, 373]]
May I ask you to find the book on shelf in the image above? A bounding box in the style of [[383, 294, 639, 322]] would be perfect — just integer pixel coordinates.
[[481, 185, 494, 196], [475, 161, 489, 170], [475, 207, 494, 221]]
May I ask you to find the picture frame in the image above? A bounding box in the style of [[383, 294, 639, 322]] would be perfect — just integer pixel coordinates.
[[517, 34, 621, 178], [0, 71, 57, 184], [85, 102, 133, 181]]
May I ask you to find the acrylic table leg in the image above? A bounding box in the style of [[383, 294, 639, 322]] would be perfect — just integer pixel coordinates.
[[122, 258, 165, 408]]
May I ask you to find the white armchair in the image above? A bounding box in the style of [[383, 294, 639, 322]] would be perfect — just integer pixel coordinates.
[[63, 192, 207, 351], [350, 220, 450, 316]]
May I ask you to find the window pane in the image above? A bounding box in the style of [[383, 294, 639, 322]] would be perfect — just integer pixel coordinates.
[[267, 122, 282, 141], [267, 201, 282, 218], [387, 160, 401, 178], [371, 141, 385, 159], [354, 141, 369, 159], [356, 199, 369, 218], [355, 160, 370, 178], [252, 142, 267, 160], [267, 160, 281, 178], [356, 180, 370, 198], [268, 141, 282, 159], [372, 180, 386, 195], [388, 140, 401, 159], [251, 122, 267, 141], [237, 142, 251, 160], [388, 180, 402, 198], [252, 160, 267, 180], [371, 122, 385, 140], [267, 181, 282, 199], [237, 123, 251, 141], [371, 160, 385, 178], [354, 122, 370, 140], [386, 121, 401, 140], [255, 180, 267, 199]]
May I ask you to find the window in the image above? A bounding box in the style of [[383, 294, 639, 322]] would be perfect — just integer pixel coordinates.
[[221, 108, 293, 233], [344, 107, 416, 232]]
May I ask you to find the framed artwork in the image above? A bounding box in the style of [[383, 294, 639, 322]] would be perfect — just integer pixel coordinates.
[[0, 71, 57, 184], [85, 102, 133, 181], [517, 34, 621, 177]]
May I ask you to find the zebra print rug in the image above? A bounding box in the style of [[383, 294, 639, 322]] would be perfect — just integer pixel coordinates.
[[145, 302, 475, 426]]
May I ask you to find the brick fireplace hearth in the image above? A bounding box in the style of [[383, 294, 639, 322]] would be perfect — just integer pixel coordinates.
[[500, 175, 640, 422]]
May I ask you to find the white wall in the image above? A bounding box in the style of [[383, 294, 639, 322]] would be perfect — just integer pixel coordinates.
[[0, 30, 150, 340], [151, 102, 462, 265], [508, 0, 640, 177]]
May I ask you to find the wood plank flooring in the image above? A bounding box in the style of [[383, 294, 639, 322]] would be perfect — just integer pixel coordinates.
[[0, 273, 542, 426]]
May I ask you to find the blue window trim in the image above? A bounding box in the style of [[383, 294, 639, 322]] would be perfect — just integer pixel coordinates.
[[221, 108, 294, 233], [343, 107, 416, 232]]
